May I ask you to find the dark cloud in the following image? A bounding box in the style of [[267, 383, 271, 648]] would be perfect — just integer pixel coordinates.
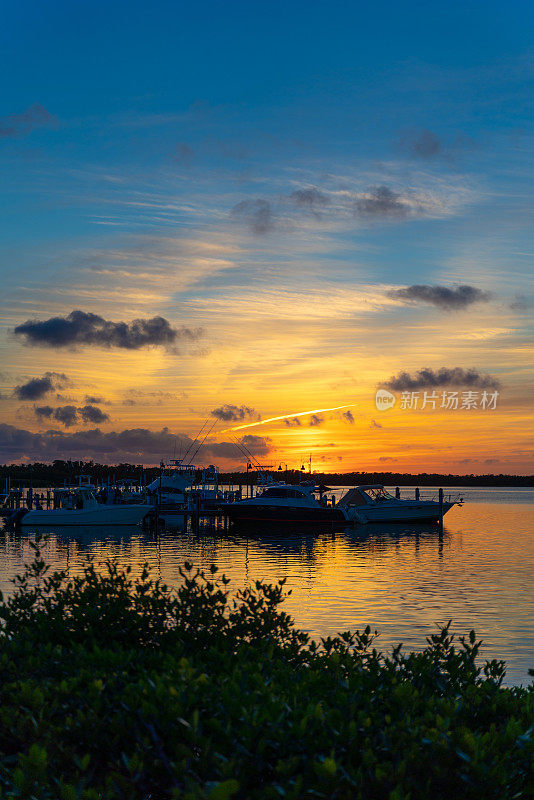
[[0, 424, 272, 463], [52, 406, 78, 428], [400, 129, 442, 158], [210, 404, 259, 422], [14, 371, 69, 401], [288, 187, 330, 209], [342, 410, 355, 424], [14, 310, 203, 350], [509, 294, 528, 311], [35, 405, 54, 419], [34, 404, 109, 428], [379, 456, 397, 462], [0, 103, 57, 139], [78, 405, 110, 424], [382, 367, 501, 392], [355, 186, 411, 218], [284, 417, 302, 427], [309, 414, 324, 426], [369, 419, 383, 429], [209, 434, 273, 459], [172, 143, 194, 165], [231, 199, 274, 234], [84, 395, 105, 404], [387, 284, 492, 310], [397, 128, 476, 159]]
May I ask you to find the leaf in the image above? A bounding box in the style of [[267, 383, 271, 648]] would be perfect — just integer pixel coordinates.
[[208, 779, 240, 799]]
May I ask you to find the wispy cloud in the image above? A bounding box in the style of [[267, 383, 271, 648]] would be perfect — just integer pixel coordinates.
[[0, 103, 57, 138]]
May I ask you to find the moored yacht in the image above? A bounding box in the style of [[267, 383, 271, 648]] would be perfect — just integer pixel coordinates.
[[219, 482, 345, 523], [20, 488, 152, 527], [336, 485, 459, 523]]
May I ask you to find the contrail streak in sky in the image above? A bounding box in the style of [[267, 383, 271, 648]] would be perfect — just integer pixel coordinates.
[[231, 404, 354, 431]]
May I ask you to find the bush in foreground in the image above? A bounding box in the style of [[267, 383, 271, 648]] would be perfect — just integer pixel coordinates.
[[0, 538, 532, 799]]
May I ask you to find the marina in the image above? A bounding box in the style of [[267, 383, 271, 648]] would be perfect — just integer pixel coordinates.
[[1, 485, 532, 686]]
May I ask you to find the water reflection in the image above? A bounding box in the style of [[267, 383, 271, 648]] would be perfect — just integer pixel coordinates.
[[1, 496, 532, 686]]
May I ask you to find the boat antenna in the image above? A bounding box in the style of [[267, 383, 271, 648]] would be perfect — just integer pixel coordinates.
[[230, 435, 264, 473], [181, 418, 210, 463], [190, 420, 217, 463]]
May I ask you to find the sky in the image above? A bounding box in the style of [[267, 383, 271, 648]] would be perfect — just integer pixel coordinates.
[[0, 0, 533, 473]]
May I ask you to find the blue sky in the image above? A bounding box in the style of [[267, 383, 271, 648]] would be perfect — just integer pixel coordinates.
[[0, 1, 533, 470]]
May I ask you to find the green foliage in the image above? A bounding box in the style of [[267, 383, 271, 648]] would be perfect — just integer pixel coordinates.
[[0, 536, 532, 799]]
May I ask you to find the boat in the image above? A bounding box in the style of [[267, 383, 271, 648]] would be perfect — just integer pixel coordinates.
[[20, 487, 152, 527], [147, 459, 197, 507], [218, 481, 345, 523], [336, 485, 459, 523]]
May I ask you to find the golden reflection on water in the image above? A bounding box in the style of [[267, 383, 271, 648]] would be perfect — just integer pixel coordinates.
[[1, 499, 532, 686]]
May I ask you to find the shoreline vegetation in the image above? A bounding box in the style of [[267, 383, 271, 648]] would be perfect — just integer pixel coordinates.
[[0, 539, 532, 799], [1, 460, 533, 488]]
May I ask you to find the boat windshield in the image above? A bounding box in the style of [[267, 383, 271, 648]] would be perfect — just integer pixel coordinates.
[[361, 486, 395, 502], [260, 487, 307, 499]]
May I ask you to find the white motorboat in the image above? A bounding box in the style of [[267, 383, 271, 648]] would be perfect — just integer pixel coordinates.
[[219, 481, 345, 523], [21, 488, 152, 527], [147, 459, 196, 506], [336, 485, 459, 524]]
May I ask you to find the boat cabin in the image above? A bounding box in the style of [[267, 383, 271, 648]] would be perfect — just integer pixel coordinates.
[[53, 488, 99, 510], [337, 485, 395, 507]]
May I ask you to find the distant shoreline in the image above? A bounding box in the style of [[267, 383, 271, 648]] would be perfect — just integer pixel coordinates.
[[1, 461, 533, 488]]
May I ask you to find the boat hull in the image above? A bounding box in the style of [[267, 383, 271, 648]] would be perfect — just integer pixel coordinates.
[[345, 501, 455, 524], [218, 503, 345, 523], [21, 504, 152, 526]]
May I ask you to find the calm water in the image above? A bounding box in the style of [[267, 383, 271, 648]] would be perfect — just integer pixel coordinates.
[[1, 486, 532, 686]]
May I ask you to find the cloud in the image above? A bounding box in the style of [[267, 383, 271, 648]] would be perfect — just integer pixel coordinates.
[[509, 294, 528, 310], [34, 404, 109, 427], [342, 410, 355, 424], [209, 434, 273, 458], [0, 425, 273, 463], [288, 187, 330, 209], [369, 419, 382, 429], [35, 405, 54, 419], [84, 395, 106, 404], [231, 199, 274, 233], [14, 310, 203, 350], [309, 414, 324, 426], [382, 367, 501, 391], [0, 103, 57, 139], [14, 371, 70, 400], [172, 142, 194, 165], [284, 417, 302, 427], [78, 405, 110, 424], [122, 389, 187, 406], [397, 128, 476, 159], [354, 186, 411, 218], [52, 405, 78, 428], [400, 129, 442, 158], [211, 404, 259, 422], [379, 456, 397, 462], [387, 284, 492, 310]]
